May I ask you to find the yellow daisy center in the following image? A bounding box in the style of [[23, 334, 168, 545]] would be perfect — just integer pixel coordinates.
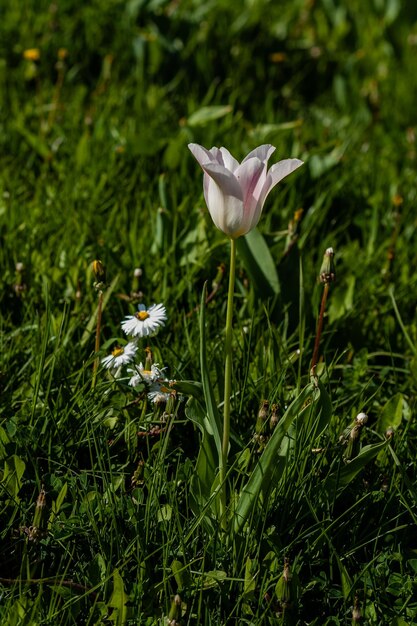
[[142, 370, 152, 376], [112, 347, 124, 357], [136, 311, 150, 321]]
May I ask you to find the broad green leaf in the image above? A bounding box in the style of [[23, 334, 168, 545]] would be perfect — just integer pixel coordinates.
[[171, 559, 191, 591], [202, 570, 227, 588], [233, 383, 317, 533], [157, 504, 172, 522], [243, 557, 257, 600], [377, 393, 404, 434], [52, 482, 68, 517], [0, 425, 10, 460], [248, 120, 303, 142], [187, 105, 232, 127], [237, 228, 280, 297], [107, 568, 128, 625], [324, 439, 389, 497], [2, 454, 26, 500]]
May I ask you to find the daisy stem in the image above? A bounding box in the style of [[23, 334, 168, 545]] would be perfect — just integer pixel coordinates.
[[92, 289, 104, 389], [220, 237, 236, 530]]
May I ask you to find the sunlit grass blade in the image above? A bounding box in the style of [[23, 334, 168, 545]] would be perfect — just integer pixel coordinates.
[[232, 382, 319, 534], [324, 438, 389, 497], [237, 228, 280, 298], [199, 283, 222, 460]]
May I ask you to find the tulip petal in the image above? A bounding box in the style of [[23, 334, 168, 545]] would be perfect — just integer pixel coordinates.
[[260, 158, 304, 207], [219, 147, 239, 172], [202, 162, 243, 200], [188, 143, 215, 167], [242, 144, 275, 164], [202, 163, 244, 237], [232, 157, 266, 233]]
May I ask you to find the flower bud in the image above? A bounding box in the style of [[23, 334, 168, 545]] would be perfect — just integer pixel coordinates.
[[92, 259, 106, 283], [352, 595, 361, 623], [270, 403, 280, 430], [23, 48, 40, 61], [168, 594, 182, 625], [319, 247, 336, 284]]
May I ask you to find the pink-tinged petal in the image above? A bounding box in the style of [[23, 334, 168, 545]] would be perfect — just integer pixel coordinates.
[[219, 147, 239, 172], [242, 144, 275, 164], [202, 162, 243, 200], [260, 158, 304, 206], [188, 143, 215, 167], [233, 157, 266, 233], [202, 163, 244, 236], [209, 147, 224, 164], [205, 177, 244, 237]]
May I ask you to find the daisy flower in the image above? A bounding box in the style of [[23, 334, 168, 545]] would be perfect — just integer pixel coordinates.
[[148, 381, 175, 404], [121, 303, 167, 339], [128, 362, 165, 387], [102, 342, 137, 374]]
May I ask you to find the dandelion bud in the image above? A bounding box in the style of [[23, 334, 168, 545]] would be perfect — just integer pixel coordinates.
[[255, 400, 269, 435], [23, 48, 40, 62], [212, 263, 225, 290], [270, 403, 280, 430], [168, 594, 182, 625], [319, 247, 336, 284], [92, 259, 106, 284], [352, 595, 361, 622], [276, 557, 292, 609], [381, 475, 389, 492], [27, 485, 48, 541], [385, 427, 394, 439]]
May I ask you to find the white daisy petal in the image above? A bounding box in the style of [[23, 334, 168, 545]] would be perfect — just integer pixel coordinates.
[[128, 362, 166, 387], [102, 342, 137, 374], [121, 303, 167, 339], [147, 380, 174, 404]]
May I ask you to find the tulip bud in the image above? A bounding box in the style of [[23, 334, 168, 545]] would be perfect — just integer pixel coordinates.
[[319, 247, 336, 284]]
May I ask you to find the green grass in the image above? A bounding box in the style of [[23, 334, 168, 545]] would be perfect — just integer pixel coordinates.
[[1, 0, 417, 624]]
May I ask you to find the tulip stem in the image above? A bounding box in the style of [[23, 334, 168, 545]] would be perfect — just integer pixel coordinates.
[[220, 237, 236, 530]]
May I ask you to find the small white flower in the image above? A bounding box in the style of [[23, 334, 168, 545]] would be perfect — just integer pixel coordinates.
[[121, 303, 167, 339], [148, 380, 175, 404], [128, 362, 165, 387], [102, 342, 137, 374]]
